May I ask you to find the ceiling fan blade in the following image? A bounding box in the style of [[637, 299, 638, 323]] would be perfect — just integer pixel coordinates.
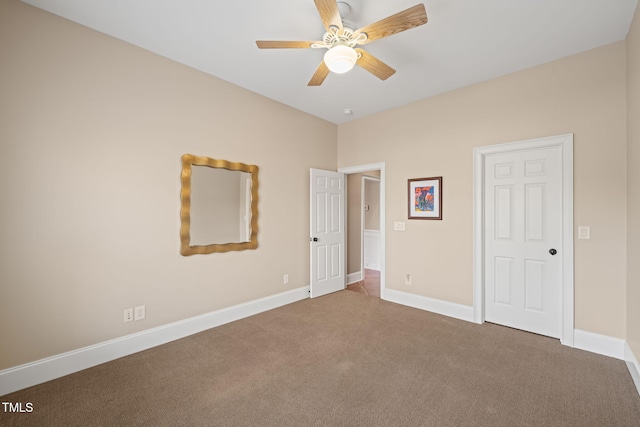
[[308, 61, 330, 86], [256, 40, 318, 49], [354, 4, 428, 45], [356, 48, 396, 81], [314, 0, 343, 33]]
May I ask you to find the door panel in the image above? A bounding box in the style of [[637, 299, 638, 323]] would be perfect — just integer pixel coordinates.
[[525, 184, 545, 241], [494, 256, 514, 306], [524, 260, 544, 311], [495, 186, 513, 240]]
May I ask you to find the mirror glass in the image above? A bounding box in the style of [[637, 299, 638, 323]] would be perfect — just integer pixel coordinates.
[[180, 154, 258, 255], [190, 167, 252, 245]]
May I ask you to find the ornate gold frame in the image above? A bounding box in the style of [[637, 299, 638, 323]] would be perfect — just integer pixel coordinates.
[[180, 154, 259, 255]]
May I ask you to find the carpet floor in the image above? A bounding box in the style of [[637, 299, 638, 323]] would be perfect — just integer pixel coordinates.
[[2, 290, 639, 426]]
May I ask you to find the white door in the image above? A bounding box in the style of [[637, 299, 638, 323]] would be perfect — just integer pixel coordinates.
[[310, 169, 345, 298], [484, 145, 563, 338]]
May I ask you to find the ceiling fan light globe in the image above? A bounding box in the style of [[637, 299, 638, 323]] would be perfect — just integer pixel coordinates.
[[324, 45, 357, 74]]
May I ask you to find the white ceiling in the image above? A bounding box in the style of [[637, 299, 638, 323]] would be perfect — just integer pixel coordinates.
[[22, 0, 638, 124]]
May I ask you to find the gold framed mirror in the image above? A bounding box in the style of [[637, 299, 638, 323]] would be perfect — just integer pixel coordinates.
[[180, 154, 258, 255]]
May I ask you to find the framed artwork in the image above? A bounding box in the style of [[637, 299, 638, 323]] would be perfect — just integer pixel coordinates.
[[408, 176, 442, 220]]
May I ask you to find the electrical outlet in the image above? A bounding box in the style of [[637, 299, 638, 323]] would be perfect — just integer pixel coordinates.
[[134, 305, 146, 321], [405, 274, 412, 286], [123, 308, 133, 323], [283, 274, 289, 284]]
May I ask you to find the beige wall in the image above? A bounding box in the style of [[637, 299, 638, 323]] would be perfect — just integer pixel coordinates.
[[0, 1, 337, 370], [364, 178, 380, 230], [627, 7, 640, 359], [338, 42, 628, 338]]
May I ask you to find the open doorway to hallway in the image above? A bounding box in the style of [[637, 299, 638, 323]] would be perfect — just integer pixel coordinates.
[[345, 171, 381, 298]]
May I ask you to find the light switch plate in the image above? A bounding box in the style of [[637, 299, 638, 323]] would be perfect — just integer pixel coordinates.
[[394, 221, 406, 231], [578, 226, 590, 240]]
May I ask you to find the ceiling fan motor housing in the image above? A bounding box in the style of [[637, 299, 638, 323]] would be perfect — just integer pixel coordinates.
[[323, 27, 358, 47]]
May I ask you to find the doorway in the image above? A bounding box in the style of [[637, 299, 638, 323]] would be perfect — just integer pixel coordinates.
[[339, 162, 386, 300], [473, 134, 574, 346]]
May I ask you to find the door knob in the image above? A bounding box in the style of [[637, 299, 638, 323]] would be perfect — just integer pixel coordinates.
[[549, 248, 557, 255], [310, 237, 318, 242]]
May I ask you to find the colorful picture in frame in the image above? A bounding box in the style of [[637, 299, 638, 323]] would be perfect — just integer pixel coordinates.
[[408, 177, 442, 220]]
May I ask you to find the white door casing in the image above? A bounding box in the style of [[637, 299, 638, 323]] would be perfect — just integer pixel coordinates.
[[310, 169, 346, 298], [473, 134, 574, 346]]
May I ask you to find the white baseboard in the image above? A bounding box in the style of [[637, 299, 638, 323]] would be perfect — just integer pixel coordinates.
[[347, 271, 362, 285], [385, 289, 475, 323], [574, 329, 626, 359], [0, 286, 310, 397], [624, 342, 640, 396]]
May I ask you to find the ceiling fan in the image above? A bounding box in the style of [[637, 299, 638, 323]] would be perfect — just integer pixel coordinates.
[[256, 0, 428, 86]]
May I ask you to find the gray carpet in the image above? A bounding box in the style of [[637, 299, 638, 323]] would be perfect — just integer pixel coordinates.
[[2, 290, 639, 426]]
